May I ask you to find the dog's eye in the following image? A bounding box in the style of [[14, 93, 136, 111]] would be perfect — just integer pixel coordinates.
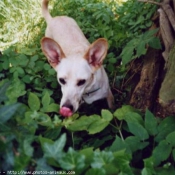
[[59, 78, 66, 85], [77, 79, 86, 86]]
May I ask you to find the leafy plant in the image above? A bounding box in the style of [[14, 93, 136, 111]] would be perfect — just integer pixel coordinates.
[[0, 0, 169, 174], [120, 29, 161, 65]]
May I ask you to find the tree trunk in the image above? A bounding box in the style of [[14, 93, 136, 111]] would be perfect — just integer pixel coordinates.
[[159, 44, 175, 115], [130, 0, 175, 117]]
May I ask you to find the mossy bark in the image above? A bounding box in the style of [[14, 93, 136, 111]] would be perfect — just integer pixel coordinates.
[[159, 44, 175, 115]]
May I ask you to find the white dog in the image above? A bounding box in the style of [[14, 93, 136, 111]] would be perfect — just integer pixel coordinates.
[[41, 0, 114, 117]]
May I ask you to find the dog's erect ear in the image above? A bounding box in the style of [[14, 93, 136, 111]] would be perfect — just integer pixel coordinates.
[[41, 37, 66, 68], [84, 38, 108, 70]]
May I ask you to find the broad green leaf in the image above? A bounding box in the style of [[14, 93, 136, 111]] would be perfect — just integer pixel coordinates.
[[43, 134, 66, 160], [36, 158, 54, 171], [125, 112, 144, 125], [28, 92, 40, 111], [0, 122, 11, 132], [121, 46, 134, 65], [88, 118, 109, 134], [127, 121, 149, 140], [152, 140, 172, 166], [42, 91, 50, 108], [113, 105, 136, 120], [79, 147, 94, 165], [142, 167, 153, 175], [44, 127, 62, 140], [0, 103, 21, 123], [39, 136, 54, 151], [173, 148, 175, 162], [14, 153, 30, 171], [142, 29, 158, 39], [0, 81, 10, 103], [59, 148, 85, 170], [125, 136, 149, 153], [113, 150, 133, 175], [91, 151, 114, 169], [37, 113, 53, 127], [136, 41, 147, 57], [101, 109, 113, 121], [142, 157, 155, 175], [6, 78, 26, 103], [23, 136, 34, 157], [67, 114, 110, 134], [166, 131, 175, 146], [101, 109, 113, 122], [155, 116, 175, 142], [148, 37, 161, 49], [145, 109, 158, 136], [156, 166, 175, 175], [110, 135, 127, 152], [66, 115, 97, 131], [44, 103, 59, 113], [85, 168, 106, 175]]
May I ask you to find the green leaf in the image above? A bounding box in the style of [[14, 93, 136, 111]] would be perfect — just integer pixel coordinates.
[[28, 92, 40, 111], [42, 91, 50, 108], [155, 116, 175, 142], [6, 78, 26, 103], [85, 168, 106, 175], [43, 134, 66, 160], [152, 140, 172, 166], [142, 157, 155, 175], [148, 37, 161, 49], [36, 158, 54, 171], [67, 115, 95, 131], [67, 114, 110, 134], [91, 151, 114, 168], [0, 81, 10, 103], [79, 147, 94, 165], [113, 105, 136, 120], [37, 113, 53, 127], [88, 118, 109, 134], [39, 136, 54, 151], [166, 131, 175, 146], [0, 103, 21, 123], [121, 46, 134, 66], [127, 121, 149, 140], [23, 136, 34, 157], [101, 109, 113, 121], [113, 150, 133, 175], [59, 148, 85, 170], [14, 153, 30, 171], [136, 41, 147, 57], [125, 112, 144, 125], [145, 109, 158, 136], [172, 148, 175, 162], [125, 136, 149, 153], [110, 135, 127, 152], [44, 103, 59, 113]]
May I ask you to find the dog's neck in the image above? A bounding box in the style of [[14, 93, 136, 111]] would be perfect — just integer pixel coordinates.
[[82, 67, 109, 104]]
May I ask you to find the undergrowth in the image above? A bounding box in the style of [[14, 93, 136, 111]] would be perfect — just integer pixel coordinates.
[[0, 0, 173, 174]]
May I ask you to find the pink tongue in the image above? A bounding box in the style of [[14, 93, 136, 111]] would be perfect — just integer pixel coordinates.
[[60, 107, 73, 117]]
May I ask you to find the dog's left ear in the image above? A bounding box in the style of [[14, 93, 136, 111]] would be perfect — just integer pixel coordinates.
[[84, 38, 108, 70], [41, 37, 66, 68]]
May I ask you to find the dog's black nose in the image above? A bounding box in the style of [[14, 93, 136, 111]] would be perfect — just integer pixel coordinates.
[[62, 103, 74, 112]]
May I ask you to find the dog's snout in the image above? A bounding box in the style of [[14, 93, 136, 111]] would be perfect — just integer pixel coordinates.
[[60, 101, 74, 117], [62, 103, 73, 112]]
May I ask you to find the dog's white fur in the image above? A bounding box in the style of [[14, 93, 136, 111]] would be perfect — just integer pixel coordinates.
[[41, 0, 114, 115]]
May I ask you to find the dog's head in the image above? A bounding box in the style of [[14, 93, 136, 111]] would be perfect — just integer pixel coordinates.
[[41, 37, 108, 117]]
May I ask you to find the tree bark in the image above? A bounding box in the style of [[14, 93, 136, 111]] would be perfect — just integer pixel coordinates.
[[130, 48, 161, 112], [130, 0, 175, 116]]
